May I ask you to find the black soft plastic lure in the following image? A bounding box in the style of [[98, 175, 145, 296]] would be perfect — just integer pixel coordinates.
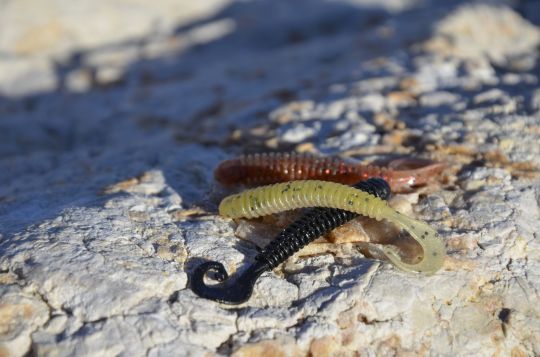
[[190, 178, 390, 304]]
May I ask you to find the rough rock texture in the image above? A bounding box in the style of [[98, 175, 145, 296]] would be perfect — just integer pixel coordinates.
[[1, 0, 539, 356]]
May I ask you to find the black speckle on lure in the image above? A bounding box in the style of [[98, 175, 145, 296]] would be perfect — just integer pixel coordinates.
[[190, 178, 391, 305]]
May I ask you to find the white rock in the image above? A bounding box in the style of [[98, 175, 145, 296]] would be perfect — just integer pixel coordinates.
[[1, 1, 539, 355], [427, 4, 540, 64]]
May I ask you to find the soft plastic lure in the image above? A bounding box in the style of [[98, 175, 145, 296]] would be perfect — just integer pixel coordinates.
[[219, 180, 445, 275], [214, 152, 445, 192], [191, 178, 390, 304]]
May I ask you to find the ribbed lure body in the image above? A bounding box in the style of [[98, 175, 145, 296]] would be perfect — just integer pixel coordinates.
[[257, 178, 390, 269], [219, 180, 445, 274], [191, 178, 390, 304], [214, 152, 445, 192]]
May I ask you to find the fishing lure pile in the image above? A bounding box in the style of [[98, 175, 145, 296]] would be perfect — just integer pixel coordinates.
[[191, 152, 446, 304]]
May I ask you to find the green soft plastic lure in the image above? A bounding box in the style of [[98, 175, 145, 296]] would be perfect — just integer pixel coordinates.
[[219, 180, 445, 274]]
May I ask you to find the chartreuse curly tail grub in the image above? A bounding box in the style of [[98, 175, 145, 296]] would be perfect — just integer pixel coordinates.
[[219, 180, 445, 274]]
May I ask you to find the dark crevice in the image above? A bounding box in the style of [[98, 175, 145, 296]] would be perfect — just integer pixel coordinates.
[[498, 307, 511, 337], [498, 307, 511, 324], [167, 290, 179, 304]]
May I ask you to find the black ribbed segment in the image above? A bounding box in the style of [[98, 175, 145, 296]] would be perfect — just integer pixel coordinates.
[[257, 178, 390, 269]]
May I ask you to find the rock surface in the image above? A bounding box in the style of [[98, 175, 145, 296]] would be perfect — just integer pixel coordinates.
[[1, 0, 539, 356]]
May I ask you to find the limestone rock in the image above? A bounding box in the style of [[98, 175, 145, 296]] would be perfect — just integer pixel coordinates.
[[426, 4, 540, 64], [1, 1, 539, 356]]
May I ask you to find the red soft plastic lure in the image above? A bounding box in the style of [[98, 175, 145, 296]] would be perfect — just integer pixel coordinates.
[[214, 152, 445, 192]]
